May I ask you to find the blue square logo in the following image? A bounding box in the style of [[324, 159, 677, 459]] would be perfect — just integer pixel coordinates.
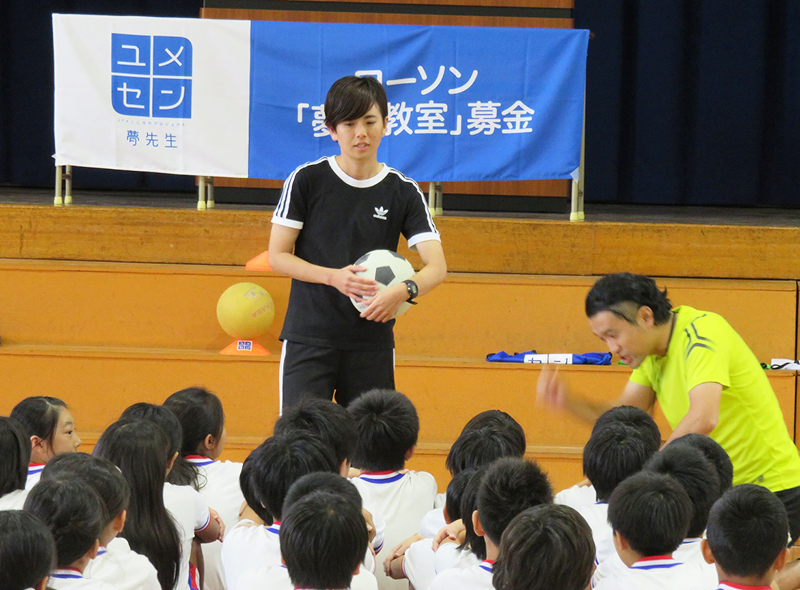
[[111, 33, 192, 119]]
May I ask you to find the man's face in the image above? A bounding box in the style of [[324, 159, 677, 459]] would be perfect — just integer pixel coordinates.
[[588, 309, 654, 369], [328, 103, 387, 163]]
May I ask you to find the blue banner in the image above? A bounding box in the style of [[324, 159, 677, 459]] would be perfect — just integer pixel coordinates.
[[248, 22, 588, 182]]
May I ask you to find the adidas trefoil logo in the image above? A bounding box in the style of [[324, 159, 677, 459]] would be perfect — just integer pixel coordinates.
[[373, 206, 388, 220]]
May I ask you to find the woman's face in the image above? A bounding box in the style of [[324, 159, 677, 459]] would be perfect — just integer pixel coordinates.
[[38, 408, 81, 461]]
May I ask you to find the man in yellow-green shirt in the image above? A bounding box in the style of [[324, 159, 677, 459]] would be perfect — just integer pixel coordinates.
[[538, 272, 800, 543]]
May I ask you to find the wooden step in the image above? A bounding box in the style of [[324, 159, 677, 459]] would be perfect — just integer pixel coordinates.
[[3, 205, 800, 279], [0, 347, 794, 491], [0, 259, 794, 362]]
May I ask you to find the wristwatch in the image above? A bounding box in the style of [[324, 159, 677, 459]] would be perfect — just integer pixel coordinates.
[[403, 280, 419, 305]]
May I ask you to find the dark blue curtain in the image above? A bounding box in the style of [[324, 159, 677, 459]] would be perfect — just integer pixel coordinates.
[[576, 0, 800, 207], [0, 0, 201, 191]]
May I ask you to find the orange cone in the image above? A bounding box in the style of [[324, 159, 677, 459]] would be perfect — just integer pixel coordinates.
[[220, 340, 271, 356], [246, 251, 272, 271]]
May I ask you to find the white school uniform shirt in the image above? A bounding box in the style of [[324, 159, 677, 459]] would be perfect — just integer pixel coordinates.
[[235, 564, 379, 590], [186, 456, 245, 590], [428, 559, 494, 590], [84, 537, 160, 590], [593, 538, 718, 587], [0, 488, 28, 510], [554, 484, 597, 510], [164, 482, 213, 590], [418, 507, 447, 539], [593, 556, 709, 590], [25, 463, 45, 490], [403, 539, 438, 590], [221, 520, 281, 590], [351, 471, 438, 590], [48, 569, 117, 590], [433, 542, 478, 574], [576, 501, 614, 565]]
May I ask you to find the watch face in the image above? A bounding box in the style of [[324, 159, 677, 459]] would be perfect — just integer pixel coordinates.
[[405, 280, 418, 298]]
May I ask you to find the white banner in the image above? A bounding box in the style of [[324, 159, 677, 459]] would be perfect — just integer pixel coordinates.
[[53, 14, 250, 177]]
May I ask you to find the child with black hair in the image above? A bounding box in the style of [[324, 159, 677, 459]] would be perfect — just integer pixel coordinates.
[[672, 433, 734, 492], [556, 405, 661, 510], [348, 389, 437, 590], [163, 387, 243, 590], [23, 478, 114, 590], [42, 453, 160, 590], [120, 404, 223, 590], [428, 458, 554, 590], [221, 433, 339, 589], [702, 484, 790, 590], [282, 492, 370, 590], [576, 416, 660, 565], [390, 469, 477, 590], [0, 510, 56, 590], [0, 416, 32, 509], [593, 471, 707, 590], [94, 419, 184, 590], [11, 396, 81, 489], [492, 504, 595, 590], [235, 472, 379, 590]]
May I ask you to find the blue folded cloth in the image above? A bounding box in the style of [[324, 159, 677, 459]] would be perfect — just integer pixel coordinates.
[[486, 351, 612, 365]]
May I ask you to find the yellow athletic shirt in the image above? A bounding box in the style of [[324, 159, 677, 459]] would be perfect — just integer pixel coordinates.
[[630, 305, 800, 492]]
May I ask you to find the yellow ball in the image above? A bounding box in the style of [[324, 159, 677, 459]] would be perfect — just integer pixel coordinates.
[[216, 282, 275, 339]]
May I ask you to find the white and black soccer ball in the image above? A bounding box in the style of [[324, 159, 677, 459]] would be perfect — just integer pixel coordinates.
[[350, 249, 415, 318]]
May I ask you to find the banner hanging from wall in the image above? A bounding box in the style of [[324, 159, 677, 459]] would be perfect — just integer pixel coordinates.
[[53, 15, 589, 182]]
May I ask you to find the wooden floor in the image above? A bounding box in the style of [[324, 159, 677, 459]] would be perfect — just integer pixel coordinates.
[[0, 188, 798, 491]]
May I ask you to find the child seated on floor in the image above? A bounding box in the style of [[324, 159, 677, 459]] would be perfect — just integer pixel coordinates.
[[24, 478, 115, 590], [492, 504, 595, 590], [702, 484, 790, 590], [0, 510, 56, 590], [222, 433, 339, 589], [428, 457, 554, 590], [593, 471, 707, 590], [348, 389, 438, 590]]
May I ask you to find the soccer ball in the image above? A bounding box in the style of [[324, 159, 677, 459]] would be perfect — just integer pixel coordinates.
[[350, 249, 415, 318]]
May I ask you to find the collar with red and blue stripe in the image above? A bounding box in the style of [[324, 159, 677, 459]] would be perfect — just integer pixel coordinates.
[[631, 556, 681, 570], [28, 463, 45, 476], [51, 568, 84, 579], [717, 584, 771, 590], [268, 520, 281, 535], [478, 560, 495, 573], [186, 455, 216, 467], [358, 470, 405, 484]]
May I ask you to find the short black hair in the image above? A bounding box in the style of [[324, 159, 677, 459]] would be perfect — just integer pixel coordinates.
[[644, 444, 721, 538], [672, 433, 734, 492], [348, 389, 419, 472], [275, 398, 357, 467], [324, 75, 388, 129], [248, 433, 339, 521], [0, 416, 31, 495], [281, 491, 368, 589], [461, 410, 526, 453], [607, 471, 692, 557], [24, 478, 106, 568], [585, 273, 672, 325], [459, 467, 487, 560], [707, 485, 789, 579], [41, 453, 130, 527], [120, 402, 183, 456], [283, 472, 363, 518], [10, 396, 68, 444], [592, 405, 661, 445], [446, 426, 525, 477], [239, 450, 272, 524], [493, 504, 595, 590], [0, 510, 56, 590], [445, 469, 476, 523], [476, 458, 554, 546], [583, 420, 660, 502]]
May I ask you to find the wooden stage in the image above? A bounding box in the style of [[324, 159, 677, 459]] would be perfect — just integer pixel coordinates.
[[0, 189, 799, 491]]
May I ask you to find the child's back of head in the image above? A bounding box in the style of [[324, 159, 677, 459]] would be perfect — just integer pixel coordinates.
[[607, 471, 692, 558], [23, 478, 105, 569], [0, 416, 30, 497], [459, 467, 488, 560], [593, 405, 661, 443], [644, 443, 720, 538], [493, 504, 595, 590], [583, 419, 660, 502], [348, 388, 419, 472], [274, 398, 357, 470], [0, 510, 56, 590], [476, 457, 554, 547], [446, 423, 525, 476], [281, 491, 369, 590], [672, 433, 734, 492], [705, 484, 790, 583], [283, 471, 363, 516], [445, 469, 476, 524], [248, 432, 339, 522]]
